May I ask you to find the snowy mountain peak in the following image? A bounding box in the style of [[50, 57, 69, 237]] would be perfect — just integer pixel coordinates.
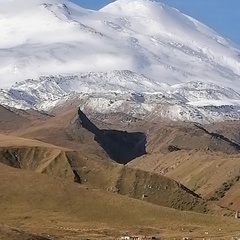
[[101, 0, 161, 12], [0, 0, 240, 105], [101, 0, 176, 20]]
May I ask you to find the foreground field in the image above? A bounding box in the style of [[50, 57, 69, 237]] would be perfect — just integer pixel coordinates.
[[1, 161, 240, 239]]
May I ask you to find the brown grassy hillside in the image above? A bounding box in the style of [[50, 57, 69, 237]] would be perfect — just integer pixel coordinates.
[[0, 105, 30, 132], [1, 162, 240, 239], [129, 150, 240, 211], [0, 224, 48, 240], [67, 151, 210, 213], [0, 134, 74, 180], [2, 106, 240, 213], [1, 107, 240, 222], [0, 133, 210, 214], [0, 105, 50, 133]]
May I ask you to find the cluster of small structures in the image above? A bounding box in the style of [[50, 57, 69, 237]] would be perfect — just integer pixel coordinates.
[[120, 236, 157, 240]]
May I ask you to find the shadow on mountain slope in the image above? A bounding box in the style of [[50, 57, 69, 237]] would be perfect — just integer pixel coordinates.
[[77, 109, 146, 164]]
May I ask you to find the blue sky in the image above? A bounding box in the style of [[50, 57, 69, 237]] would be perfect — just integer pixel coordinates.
[[72, 0, 240, 45]]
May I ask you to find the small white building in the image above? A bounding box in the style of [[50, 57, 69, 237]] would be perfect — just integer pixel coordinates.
[[120, 237, 130, 240]]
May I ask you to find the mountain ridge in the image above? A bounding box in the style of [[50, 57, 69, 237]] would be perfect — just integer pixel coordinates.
[[1, 71, 240, 123]]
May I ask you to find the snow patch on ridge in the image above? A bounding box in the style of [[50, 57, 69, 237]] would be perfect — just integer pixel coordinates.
[[1, 71, 240, 123]]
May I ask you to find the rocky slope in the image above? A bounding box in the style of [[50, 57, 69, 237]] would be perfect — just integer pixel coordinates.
[[1, 74, 240, 123]]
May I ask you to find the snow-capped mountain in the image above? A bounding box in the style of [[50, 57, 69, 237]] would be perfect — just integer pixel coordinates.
[[0, 0, 240, 89], [0, 0, 240, 123]]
